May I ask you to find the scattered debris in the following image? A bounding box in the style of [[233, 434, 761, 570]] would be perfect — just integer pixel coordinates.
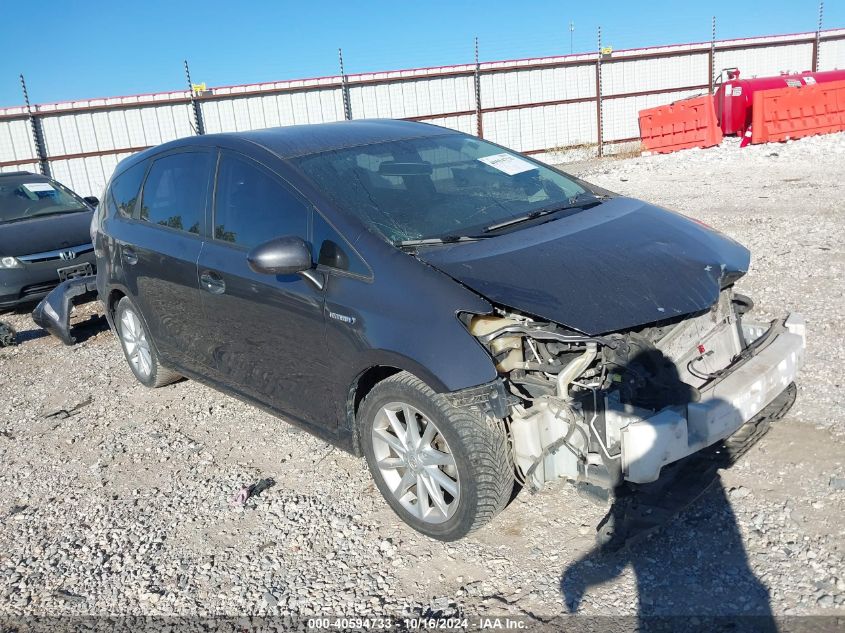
[[230, 477, 276, 508], [41, 395, 92, 420], [7, 504, 27, 517], [53, 589, 86, 604], [829, 477, 845, 491], [0, 321, 16, 347]]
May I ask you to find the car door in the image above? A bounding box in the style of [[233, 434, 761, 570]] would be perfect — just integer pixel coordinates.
[[119, 149, 212, 373], [197, 150, 330, 426]]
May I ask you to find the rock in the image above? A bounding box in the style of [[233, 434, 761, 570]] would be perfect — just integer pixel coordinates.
[[828, 477, 845, 491], [817, 594, 834, 608], [730, 486, 752, 500], [262, 591, 279, 609]]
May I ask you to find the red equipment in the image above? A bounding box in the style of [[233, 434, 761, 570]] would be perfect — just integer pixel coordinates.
[[713, 68, 845, 136]]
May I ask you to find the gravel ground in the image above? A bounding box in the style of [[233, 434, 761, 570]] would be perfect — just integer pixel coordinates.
[[1, 132, 844, 626]]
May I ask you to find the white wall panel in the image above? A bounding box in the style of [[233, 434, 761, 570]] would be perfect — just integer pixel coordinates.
[[714, 42, 813, 78], [819, 38, 845, 71], [481, 64, 595, 108], [0, 119, 37, 163], [413, 114, 476, 136], [602, 53, 709, 95], [484, 102, 597, 152], [0, 162, 39, 174], [349, 76, 474, 119], [122, 109, 149, 147], [139, 107, 165, 145], [47, 151, 137, 197], [200, 89, 345, 134]]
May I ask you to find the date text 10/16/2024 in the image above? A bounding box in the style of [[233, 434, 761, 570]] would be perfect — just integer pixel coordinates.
[[307, 617, 527, 630]]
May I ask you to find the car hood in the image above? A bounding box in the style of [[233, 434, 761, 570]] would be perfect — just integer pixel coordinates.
[[0, 210, 93, 257], [416, 197, 750, 335]]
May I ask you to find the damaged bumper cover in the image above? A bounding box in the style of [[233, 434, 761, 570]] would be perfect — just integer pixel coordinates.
[[31, 275, 98, 345], [621, 313, 805, 484]]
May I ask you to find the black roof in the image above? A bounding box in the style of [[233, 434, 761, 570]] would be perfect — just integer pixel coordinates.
[[116, 120, 458, 177], [0, 170, 43, 180], [236, 119, 453, 159]]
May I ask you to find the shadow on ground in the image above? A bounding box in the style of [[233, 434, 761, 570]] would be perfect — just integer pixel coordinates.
[[1, 301, 108, 346], [560, 478, 776, 632]]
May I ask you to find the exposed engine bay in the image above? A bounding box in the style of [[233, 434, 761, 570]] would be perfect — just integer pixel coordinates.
[[467, 288, 806, 490]]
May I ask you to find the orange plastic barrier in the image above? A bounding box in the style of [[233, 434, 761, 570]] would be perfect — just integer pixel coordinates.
[[751, 79, 845, 144], [638, 96, 723, 154]]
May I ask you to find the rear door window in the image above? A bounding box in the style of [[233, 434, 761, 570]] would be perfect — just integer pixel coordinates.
[[140, 152, 211, 234], [213, 152, 308, 248]]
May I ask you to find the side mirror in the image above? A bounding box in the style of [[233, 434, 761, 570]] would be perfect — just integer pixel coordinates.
[[83, 196, 99, 208], [247, 236, 312, 276]]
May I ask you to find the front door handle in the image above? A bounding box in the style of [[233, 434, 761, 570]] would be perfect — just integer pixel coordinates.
[[200, 270, 226, 295], [122, 247, 138, 265]]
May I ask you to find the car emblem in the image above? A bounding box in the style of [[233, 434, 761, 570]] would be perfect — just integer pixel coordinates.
[[328, 310, 356, 325], [59, 250, 77, 261]]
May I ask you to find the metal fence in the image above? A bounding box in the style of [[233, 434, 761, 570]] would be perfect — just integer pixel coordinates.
[[1, 26, 844, 197]]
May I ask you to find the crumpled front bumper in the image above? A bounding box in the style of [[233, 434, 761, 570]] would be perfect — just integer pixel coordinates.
[[621, 313, 805, 484], [31, 275, 99, 345]]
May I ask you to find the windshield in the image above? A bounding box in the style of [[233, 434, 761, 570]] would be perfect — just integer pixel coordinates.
[[0, 177, 89, 223], [292, 134, 590, 244]]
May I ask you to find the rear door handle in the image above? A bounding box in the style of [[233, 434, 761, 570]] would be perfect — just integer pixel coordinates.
[[200, 270, 226, 295], [122, 247, 138, 265]]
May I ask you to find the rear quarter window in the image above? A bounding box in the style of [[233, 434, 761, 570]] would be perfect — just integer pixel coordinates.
[[107, 160, 148, 219]]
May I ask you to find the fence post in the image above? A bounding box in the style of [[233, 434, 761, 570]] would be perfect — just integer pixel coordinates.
[[19, 74, 50, 177], [474, 37, 483, 138], [184, 60, 205, 135], [595, 27, 604, 158], [709, 17, 717, 94], [813, 1, 824, 72], [339, 48, 352, 121]]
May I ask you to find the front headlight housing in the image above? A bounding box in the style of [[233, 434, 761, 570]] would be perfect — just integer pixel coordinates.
[[0, 256, 23, 269]]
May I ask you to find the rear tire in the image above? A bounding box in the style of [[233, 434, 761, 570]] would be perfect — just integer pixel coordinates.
[[359, 371, 513, 541], [114, 297, 180, 388]]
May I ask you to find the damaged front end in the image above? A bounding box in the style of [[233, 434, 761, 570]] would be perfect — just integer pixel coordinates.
[[466, 289, 805, 491]]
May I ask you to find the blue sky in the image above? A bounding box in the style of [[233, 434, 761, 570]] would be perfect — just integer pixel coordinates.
[[1, 0, 840, 107]]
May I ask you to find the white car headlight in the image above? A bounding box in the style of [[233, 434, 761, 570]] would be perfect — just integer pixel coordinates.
[[0, 256, 23, 269]]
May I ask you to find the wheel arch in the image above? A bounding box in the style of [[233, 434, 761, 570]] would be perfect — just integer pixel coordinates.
[[106, 288, 126, 322], [109, 291, 166, 362], [344, 356, 454, 455]]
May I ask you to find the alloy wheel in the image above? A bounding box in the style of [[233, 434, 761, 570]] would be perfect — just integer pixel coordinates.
[[119, 308, 152, 379], [371, 402, 460, 524]]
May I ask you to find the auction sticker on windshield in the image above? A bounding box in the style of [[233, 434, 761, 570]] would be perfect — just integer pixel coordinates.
[[478, 153, 537, 176], [22, 182, 56, 195]]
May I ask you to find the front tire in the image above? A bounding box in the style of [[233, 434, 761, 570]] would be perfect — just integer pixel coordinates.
[[359, 372, 513, 541], [114, 297, 180, 388]]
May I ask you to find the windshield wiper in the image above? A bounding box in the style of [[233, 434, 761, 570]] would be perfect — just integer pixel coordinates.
[[482, 194, 603, 234], [5, 209, 87, 223], [397, 235, 483, 247]]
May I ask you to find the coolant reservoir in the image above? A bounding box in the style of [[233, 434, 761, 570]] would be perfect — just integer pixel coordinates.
[[510, 401, 584, 488], [469, 315, 524, 373]]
